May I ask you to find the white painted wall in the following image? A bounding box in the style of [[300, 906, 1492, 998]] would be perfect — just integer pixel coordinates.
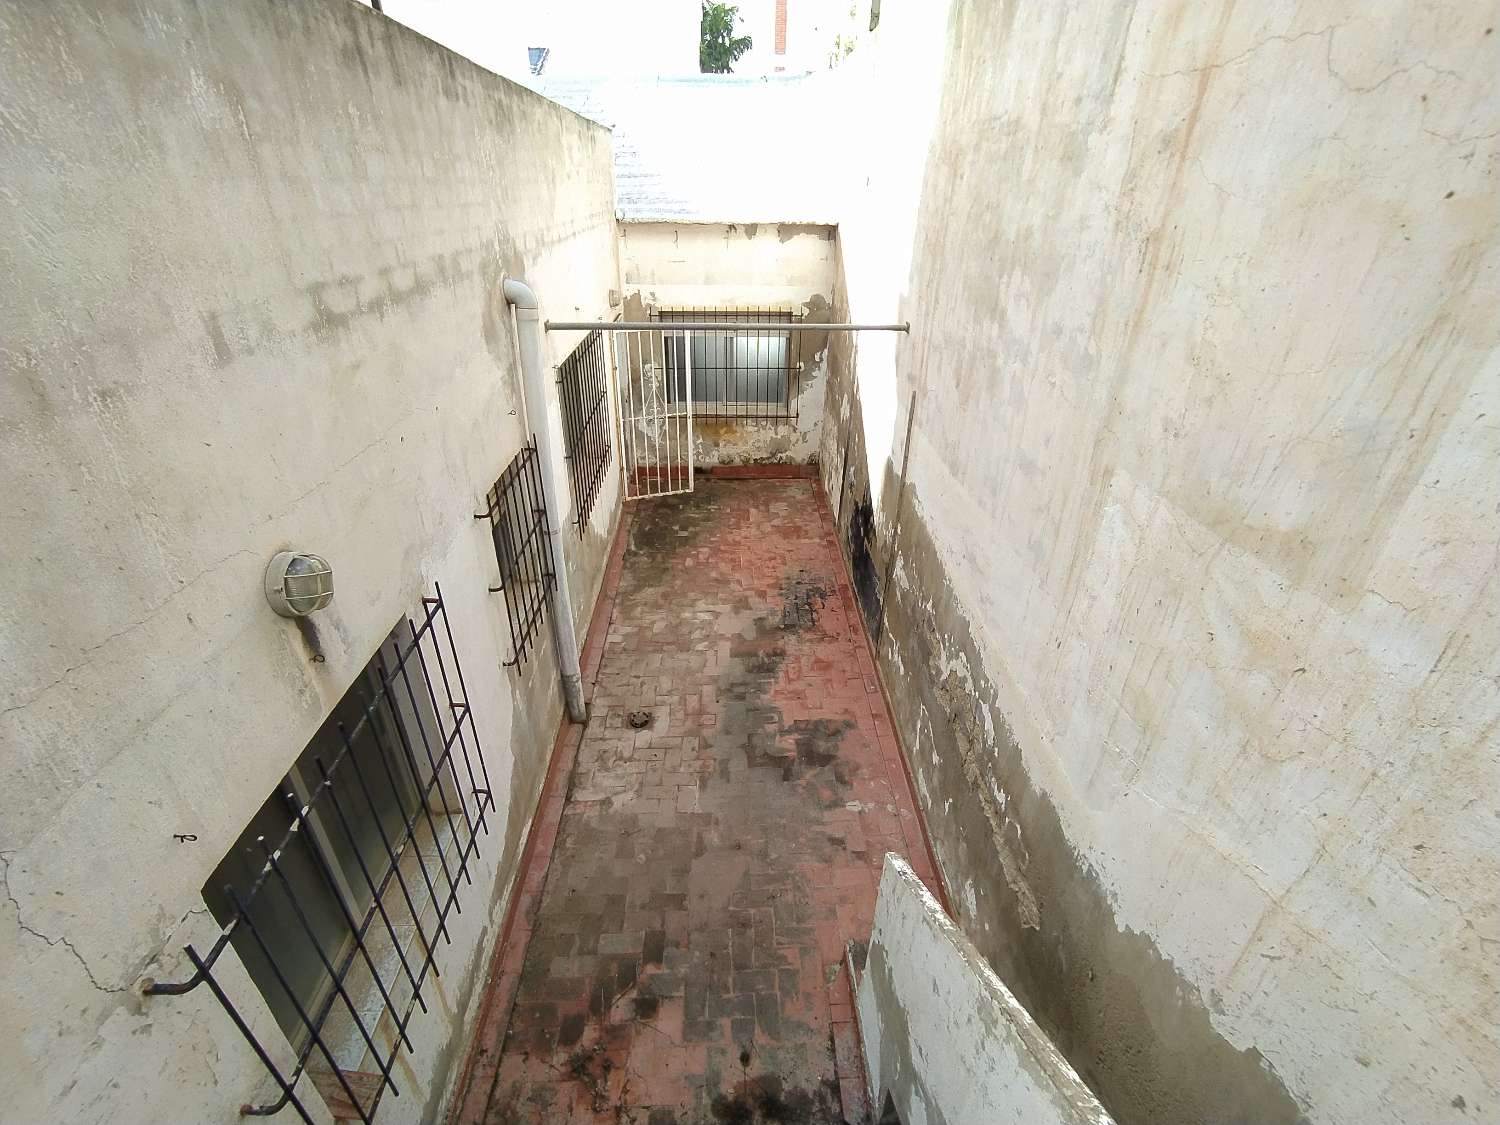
[[619, 221, 836, 309], [618, 222, 837, 464], [857, 855, 1115, 1125], [0, 2, 619, 1122], [826, 1, 1500, 1122]]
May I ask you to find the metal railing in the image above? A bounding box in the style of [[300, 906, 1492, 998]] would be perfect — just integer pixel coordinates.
[[143, 589, 493, 1123]]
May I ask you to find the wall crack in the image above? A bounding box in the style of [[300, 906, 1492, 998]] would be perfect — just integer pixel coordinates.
[[1, 852, 128, 996]]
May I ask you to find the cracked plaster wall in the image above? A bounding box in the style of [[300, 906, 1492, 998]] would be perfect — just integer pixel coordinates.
[[617, 222, 837, 465], [0, 2, 619, 1122], [822, 1, 1500, 1123]]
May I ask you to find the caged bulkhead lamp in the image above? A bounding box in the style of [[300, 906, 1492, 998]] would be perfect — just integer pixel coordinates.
[[264, 551, 334, 618]]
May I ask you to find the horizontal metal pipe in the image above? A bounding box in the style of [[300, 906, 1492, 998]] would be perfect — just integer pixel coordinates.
[[544, 320, 910, 332]]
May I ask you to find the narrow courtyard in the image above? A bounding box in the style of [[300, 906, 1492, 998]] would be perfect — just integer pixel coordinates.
[[463, 478, 940, 1124]]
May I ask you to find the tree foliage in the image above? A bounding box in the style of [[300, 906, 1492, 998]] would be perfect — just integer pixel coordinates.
[[700, 2, 753, 73]]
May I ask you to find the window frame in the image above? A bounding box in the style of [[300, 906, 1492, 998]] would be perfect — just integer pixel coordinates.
[[202, 622, 452, 1053], [165, 588, 494, 1124], [653, 307, 803, 422]]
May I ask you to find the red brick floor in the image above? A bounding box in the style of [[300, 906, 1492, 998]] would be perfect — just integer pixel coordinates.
[[459, 478, 940, 1125]]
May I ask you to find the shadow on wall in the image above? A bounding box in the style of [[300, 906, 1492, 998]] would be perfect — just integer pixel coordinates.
[[819, 4, 1322, 1125]]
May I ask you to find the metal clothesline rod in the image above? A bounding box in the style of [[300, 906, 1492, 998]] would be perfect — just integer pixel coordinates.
[[544, 321, 910, 332]]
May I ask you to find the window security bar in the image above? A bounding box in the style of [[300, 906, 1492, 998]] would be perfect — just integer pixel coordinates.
[[544, 320, 911, 331], [142, 588, 493, 1124], [653, 308, 802, 424], [556, 329, 613, 536], [477, 440, 555, 666]]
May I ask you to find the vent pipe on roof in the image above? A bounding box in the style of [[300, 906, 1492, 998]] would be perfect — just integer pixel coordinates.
[[503, 277, 587, 723]]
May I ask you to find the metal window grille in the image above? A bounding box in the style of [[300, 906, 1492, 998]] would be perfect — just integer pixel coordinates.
[[653, 307, 803, 422], [144, 588, 493, 1124], [556, 329, 613, 536], [478, 440, 555, 666]]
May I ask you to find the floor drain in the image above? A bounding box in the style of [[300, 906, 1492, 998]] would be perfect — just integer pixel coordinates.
[[627, 710, 652, 729]]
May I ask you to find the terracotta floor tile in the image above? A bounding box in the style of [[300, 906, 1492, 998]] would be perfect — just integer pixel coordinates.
[[468, 480, 934, 1124]]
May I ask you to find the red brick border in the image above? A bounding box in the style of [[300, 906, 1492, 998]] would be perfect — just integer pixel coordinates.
[[810, 479, 954, 1121], [448, 476, 950, 1123], [446, 511, 632, 1125], [810, 483, 953, 918]]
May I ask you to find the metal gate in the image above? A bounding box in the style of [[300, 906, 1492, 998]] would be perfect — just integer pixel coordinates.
[[550, 315, 909, 503], [612, 328, 695, 499]]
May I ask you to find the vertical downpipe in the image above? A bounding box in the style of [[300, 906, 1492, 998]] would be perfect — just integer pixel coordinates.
[[502, 278, 587, 722]]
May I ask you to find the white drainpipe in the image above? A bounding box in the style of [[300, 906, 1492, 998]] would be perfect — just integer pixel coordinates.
[[502, 277, 587, 723]]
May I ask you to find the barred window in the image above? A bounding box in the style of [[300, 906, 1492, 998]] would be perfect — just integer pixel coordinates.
[[556, 329, 613, 535], [154, 590, 493, 1124], [480, 440, 555, 666], [654, 307, 803, 422]]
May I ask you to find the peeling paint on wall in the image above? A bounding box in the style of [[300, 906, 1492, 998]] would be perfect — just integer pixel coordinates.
[[822, 0, 1500, 1122], [616, 222, 838, 466], [930, 652, 1040, 931], [864, 487, 1310, 1125], [859, 856, 1116, 1125]]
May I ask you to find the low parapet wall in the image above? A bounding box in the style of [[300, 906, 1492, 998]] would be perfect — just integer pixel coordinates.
[[857, 855, 1115, 1125]]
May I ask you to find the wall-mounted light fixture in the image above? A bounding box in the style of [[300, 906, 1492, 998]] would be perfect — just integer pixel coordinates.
[[264, 552, 334, 618]]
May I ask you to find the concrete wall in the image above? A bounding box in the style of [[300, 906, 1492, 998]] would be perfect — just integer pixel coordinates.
[[364, 0, 701, 82], [858, 855, 1115, 1125], [0, 2, 619, 1122], [823, 2, 1500, 1124], [618, 221, 836, 465]]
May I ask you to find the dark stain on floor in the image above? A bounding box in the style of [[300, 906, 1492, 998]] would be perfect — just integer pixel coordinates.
[[781, 719, 855, 770], [480, 480, 927, 1124], [710, 1073, 841, 1125], [780, 572, 833, 632], [626, 481, 720, 560]]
